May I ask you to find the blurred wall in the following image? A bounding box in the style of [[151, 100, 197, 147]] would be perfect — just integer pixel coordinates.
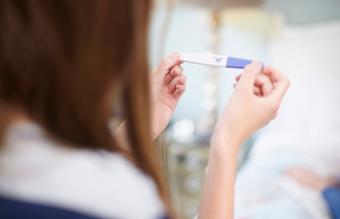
[[264, 0, 340, 25]]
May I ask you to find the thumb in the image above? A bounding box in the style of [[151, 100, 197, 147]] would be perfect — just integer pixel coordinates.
[[238, 61, 263, 92], [158, 52, 182, 75]]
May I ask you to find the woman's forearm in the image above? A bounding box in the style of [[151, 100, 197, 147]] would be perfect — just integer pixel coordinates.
[[151, 101, 173, 140], [198, 134, 240, 219], [115, 121, 129, 149], [197, 63, 289, 219]]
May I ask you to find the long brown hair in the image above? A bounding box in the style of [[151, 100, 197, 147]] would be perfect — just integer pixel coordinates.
[[0, 0, 172, 216]]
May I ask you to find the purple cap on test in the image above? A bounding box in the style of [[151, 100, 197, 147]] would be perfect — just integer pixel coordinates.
[[226, 57, 253, 69]]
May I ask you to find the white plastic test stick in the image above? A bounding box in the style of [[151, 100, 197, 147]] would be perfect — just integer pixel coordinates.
[[179, 53, 254, 69]]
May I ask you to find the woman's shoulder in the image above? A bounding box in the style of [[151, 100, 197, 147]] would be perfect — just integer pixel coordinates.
[[0, 122, 166, 219]]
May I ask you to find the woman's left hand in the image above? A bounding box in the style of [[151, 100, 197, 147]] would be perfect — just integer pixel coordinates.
[[150, 53, 187, 139]]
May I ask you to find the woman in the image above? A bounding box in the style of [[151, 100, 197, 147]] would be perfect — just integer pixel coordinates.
[[0, 1, 290, 219]]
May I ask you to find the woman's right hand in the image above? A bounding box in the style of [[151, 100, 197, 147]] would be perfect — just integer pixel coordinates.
[[212, 62, 290, 149], [199, 62, 289, 219]]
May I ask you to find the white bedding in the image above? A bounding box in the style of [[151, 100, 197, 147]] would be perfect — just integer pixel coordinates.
[[234, 21, 340, 219]]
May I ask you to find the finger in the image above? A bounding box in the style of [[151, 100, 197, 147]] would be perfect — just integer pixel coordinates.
[[263, 66, 290, 101], [163, 72, 174, 85], [235, 74, 241, 82], [176, 75, 186, 85], [182, 73, 187, 83], [165, 65, 184, 85], [237, 75, 272, 95], [262, 66, 284, 83], [238, 61, 263, 92], [170, 65, 183, 77], [253, 86, 261, 96], [169, 75, 186, 93], [168, 77, 179, 93], [254, 74, 274, 96], [173, 84, 186, 98], [158, 52, 182, 74], [235, 81, 261, 95]]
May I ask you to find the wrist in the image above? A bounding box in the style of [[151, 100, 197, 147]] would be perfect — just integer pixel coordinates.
[[151, 101, 172, 139], [211, 132, 240, 155], [212, 124, 244, 147], [209, 134, 239, 168]]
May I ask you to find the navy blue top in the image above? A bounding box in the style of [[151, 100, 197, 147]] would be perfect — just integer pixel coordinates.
[[0, 194, 170, 219], [323, 186, 340, 219], [0, 195, 102, 219]]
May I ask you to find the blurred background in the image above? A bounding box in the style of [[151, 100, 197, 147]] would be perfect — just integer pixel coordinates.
[[148, 0, 340, 218]]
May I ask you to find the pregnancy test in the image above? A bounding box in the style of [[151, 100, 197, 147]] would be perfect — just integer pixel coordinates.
[[179, 53, 253, 69]]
